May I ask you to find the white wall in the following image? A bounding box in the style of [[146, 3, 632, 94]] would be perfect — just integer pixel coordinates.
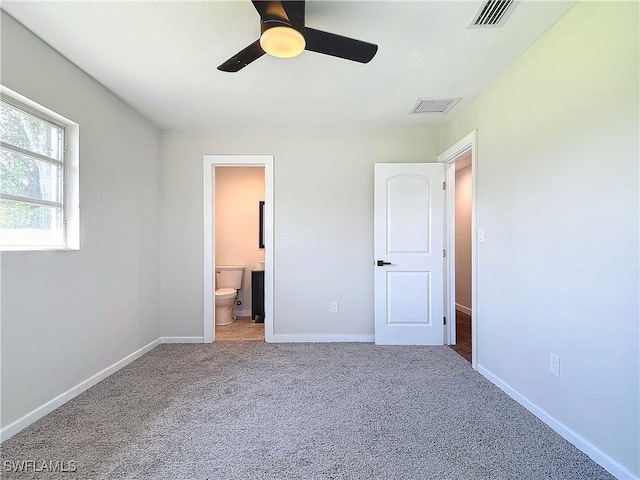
[[160, 128, 439, 338], [440, 1, 639, 477], [454, 163, 472, 311], [215, 167, 265, 313], [0, 12, 161, 429]]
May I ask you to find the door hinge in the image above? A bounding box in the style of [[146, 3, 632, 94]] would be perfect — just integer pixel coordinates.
[[443, 181, 446, 190], [444, 316, 447, 325], [443, 249, 446, 258]]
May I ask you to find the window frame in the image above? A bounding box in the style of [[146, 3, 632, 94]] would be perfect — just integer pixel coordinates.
[[0, 86, 79, 251]]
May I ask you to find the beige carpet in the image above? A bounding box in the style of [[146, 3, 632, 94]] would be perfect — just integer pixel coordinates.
[[1, 343, 613, 479]]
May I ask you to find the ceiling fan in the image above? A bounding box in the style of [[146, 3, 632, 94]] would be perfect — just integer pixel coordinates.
[[218, 0, 378, 72]]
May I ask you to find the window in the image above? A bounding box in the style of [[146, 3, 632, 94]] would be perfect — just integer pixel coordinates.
[[0, 88, 79, 250]]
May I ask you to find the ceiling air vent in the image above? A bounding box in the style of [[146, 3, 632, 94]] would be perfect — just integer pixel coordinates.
[[411, 98, 461, 114], [470, 0, 516, 28]]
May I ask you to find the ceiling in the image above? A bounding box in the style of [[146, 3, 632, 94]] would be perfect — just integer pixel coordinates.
[[2, 1, 576, 131]]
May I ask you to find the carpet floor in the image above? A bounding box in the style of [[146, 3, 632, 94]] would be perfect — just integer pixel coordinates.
[[1, 343, 613, 479]]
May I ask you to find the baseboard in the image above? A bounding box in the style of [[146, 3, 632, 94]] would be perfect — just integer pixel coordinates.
[[477, 365, 638, 480], [160, 336, 204, 344], [270, 333, 374, 343], [235, 309, 252, 318], [455, 303, 472, 316], [0, 338, 161, 443]]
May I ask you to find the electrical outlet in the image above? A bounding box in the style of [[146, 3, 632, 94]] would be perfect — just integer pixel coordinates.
[[550, 353, 560, 377], [330, 301, 339, 314]]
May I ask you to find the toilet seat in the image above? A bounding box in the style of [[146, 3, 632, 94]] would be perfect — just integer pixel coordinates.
[[215, 288, 236, 300]]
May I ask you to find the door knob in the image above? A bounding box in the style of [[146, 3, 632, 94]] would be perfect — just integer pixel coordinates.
[[377, 260, 392, 266]]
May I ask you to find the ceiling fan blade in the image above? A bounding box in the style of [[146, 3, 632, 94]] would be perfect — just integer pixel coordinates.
[[217, 40, 265, 72], [281, 1, 305, 31], [304, 27, 378, 64], [251, 0, 271, 19], [251, 0, 288, 22]]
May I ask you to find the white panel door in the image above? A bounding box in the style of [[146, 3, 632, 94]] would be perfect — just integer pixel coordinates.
[[374, 163, 445, 345]]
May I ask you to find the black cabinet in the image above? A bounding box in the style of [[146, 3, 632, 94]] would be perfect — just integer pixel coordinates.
[[251, 270, 265, 323]]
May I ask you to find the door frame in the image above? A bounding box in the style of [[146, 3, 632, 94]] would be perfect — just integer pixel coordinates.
[[203, 155, 274, 343], [438, 131, 478, 369]]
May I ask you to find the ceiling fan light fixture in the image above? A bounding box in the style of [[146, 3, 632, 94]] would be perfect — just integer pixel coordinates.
[[260, 26, 306, 58]]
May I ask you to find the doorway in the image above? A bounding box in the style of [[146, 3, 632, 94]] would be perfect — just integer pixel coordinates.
[[451, 155, 472, 361], [214, 167, 265, 341], [203, 155, 274, 343], [438, 131, 478, 369]]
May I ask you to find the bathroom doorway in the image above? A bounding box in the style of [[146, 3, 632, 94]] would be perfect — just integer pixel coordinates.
[[214, 167, 265, 341], [203, 155, 274, 343]]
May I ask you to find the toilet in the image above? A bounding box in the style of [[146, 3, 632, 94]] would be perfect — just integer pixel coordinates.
[[214, 265, 245, 326]]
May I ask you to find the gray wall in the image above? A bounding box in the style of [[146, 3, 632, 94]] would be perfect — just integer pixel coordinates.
[[440, 1, 639, 475], [160, 128, 439, 338], [0, 12, 161, 428]]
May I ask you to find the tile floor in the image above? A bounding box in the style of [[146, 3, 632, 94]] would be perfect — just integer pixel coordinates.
[[215, 316, 264, 341]]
